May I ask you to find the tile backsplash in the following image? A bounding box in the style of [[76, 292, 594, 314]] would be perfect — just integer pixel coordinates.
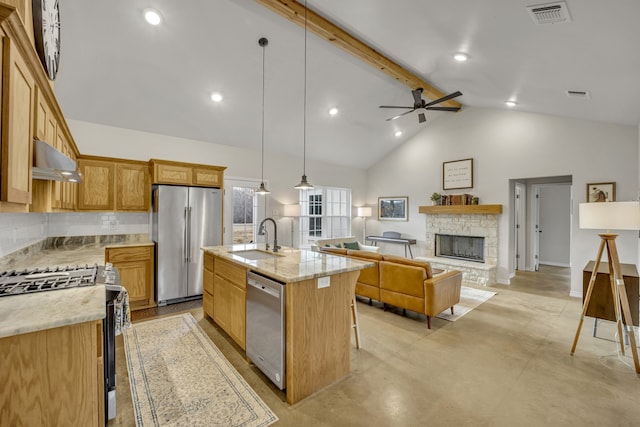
[[0, 212, 151, 257]]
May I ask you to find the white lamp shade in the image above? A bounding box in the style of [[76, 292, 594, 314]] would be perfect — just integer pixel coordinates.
[[579, 201, 640, 230], [357, 206, 372, 217], [284, 204, 301, 217]]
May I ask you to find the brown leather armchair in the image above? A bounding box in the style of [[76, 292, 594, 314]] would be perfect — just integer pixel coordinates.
[[379, 255, 462, 328]]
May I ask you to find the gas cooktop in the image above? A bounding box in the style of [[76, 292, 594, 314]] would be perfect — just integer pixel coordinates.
[[0, 264, 117, 297]]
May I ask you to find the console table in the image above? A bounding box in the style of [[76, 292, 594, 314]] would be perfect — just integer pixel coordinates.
[[582, 261, 639, 327], [366, 235, 417, 258]]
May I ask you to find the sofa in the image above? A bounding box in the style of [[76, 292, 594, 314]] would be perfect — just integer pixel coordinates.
[[320, 248, 462, 328], [311, 236, 380, 253]]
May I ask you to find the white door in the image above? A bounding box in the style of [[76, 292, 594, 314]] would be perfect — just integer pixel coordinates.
[[514, 182, 526, 270], [224, 178, 267, 245]]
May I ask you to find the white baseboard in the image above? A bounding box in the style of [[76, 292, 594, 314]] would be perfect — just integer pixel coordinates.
[[539, 261, 570, 268]]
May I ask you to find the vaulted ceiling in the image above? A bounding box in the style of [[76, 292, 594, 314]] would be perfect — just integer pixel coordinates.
[[54, 0, 640, 169]]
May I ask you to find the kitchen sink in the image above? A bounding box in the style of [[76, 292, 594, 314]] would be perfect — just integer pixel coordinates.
[[230, 249, 283, 260]]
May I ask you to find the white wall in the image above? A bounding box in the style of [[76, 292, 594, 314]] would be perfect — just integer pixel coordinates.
[[67, 120, 368, 246], [366, 107, 638, 297]]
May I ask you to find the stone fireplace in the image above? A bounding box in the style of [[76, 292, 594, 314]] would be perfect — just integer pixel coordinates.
[[418, 205, 502, 286]]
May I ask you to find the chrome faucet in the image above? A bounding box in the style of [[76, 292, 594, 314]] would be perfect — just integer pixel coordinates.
[[258, 217, 280, 252]]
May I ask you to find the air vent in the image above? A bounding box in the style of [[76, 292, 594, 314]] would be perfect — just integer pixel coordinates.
[[566, 90, 590, 99], [527, 2, 572, 25]]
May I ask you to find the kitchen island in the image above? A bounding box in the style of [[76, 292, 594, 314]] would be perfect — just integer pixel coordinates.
[[202, 244, 373, 404]]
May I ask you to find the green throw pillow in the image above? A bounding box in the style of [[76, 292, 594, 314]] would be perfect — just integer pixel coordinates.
[[333, 243, 342, 248], [343, 241, 359, 250]]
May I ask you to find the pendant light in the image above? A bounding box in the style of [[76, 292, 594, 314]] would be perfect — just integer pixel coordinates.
[[294, 0, 313, 190], [256, 37, 270, 195]]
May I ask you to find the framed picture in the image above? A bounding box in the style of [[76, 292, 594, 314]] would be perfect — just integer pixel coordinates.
[[378, 197, 408, 221], [586, 182, 616, 203], [443, 158, 473, 190]]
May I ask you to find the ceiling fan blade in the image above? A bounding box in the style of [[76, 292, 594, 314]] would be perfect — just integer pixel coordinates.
[[418, 113, 426, 123], [379, 105, 414, 109], [411, 88, 424, 107], [424, 106, 461, 112], [424, 91, 463, 107], [385, 109, 416, 121]]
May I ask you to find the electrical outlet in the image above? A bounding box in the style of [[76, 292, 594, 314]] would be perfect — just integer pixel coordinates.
[[110, 221, 117, 230]]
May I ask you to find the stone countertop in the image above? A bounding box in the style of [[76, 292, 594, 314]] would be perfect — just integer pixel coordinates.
[[202, 244, 373, 283], [0, 285, 106, 339], [0, 235, 152, 339]]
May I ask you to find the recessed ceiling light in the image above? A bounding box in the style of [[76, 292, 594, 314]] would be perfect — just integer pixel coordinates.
[[394, 130, 402, 137], [505, 100, 517, 107], [453, 52, 469, 62], [210, 92, 223, 102], [329, 107, 338, 116], [144, 9, 162, 26]]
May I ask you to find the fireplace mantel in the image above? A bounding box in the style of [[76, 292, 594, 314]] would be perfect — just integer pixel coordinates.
[[418, 204, 503, 215]]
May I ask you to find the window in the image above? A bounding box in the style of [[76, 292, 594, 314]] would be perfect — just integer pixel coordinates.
[[232, 186, 257, 243], [298, 186, 351, 246]]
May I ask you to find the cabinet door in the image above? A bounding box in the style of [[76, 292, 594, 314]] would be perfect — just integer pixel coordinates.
[[193, 167, 222, 188], [1, 37, 34, 205], [77, 158, 115, 211], [228, 284, 246, 349], [61, 142, 77, 210], [153, 162, 192, 185], [105, 245, 155, 310], [116, 163, 150, 211], [213, 275, 230, 330]]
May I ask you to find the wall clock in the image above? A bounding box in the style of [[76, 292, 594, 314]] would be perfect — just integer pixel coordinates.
[[32, 0, 61, 80]]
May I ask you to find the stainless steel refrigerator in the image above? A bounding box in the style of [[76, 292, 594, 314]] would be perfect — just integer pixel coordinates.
[[152, 185, 222, 306]]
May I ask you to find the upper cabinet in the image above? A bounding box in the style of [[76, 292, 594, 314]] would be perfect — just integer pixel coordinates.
[[77, 155, 150, 212], [150, 159, 225, 188], [0, 6, 80, 213]]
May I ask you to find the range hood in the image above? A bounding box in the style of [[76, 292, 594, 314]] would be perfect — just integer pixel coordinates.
[[32, 139, 82, 182]]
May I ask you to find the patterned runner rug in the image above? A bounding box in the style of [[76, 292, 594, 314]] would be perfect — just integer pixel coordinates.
[[123, 313, 278, 427], [436, 286, 496, 322]]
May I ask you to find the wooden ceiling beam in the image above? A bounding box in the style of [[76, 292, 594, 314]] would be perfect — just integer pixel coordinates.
[[254, 0, 462, 109]]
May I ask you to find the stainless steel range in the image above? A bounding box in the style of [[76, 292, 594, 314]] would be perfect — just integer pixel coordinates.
[[0, 264, 118, 296], [0, 263, 122, 423]]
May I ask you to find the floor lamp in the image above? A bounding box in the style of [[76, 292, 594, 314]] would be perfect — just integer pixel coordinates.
[[571, 201, 640, 375], [284, 204, 301, 248], [357, 207, 372, 243]]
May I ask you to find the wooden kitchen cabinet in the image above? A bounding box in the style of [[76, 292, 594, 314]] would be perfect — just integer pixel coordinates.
[[203, 252, 214, 318], [78, 155, 150, 212], [1, 34, 34, 207], [0, 320, 104, 426], [150, 159, 226, 188], [211, 256, 246, 349], [105, 244, 155, 310], [77, 157, 115, 211], [116, 162, 150, 211]]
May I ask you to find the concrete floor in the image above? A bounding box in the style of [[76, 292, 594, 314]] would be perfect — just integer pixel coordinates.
[[110, 266, 640, 426]]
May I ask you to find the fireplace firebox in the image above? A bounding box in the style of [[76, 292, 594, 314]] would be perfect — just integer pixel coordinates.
[[435, 234, 484, 263]]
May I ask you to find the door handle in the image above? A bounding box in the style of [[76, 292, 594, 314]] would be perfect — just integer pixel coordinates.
[[187, 206, 192, 262], [184, 207, 189, 263]]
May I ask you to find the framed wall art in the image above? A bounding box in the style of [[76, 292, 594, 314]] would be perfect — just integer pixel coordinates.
[[378, 197, 408, 221], [443, 158, 473, 190], [586, 182, 615, 203]]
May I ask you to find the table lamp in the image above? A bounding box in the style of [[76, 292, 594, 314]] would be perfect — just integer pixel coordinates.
[[357, 206, 372, 243], [571, 201, 640, 374], [284, 204, 301, 247]]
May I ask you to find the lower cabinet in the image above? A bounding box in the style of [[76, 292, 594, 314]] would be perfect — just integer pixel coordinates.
[[209, 256, 246, 349], [0, 321, 104, 426], [203, 252, 214, 318], [105, 244, 155, 310]]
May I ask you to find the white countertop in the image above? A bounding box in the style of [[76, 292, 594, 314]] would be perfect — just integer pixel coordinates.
[[202, 244, 373, 283], [0, 284, 106, 339]]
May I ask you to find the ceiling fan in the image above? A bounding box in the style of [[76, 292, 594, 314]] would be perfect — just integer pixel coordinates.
[[379, 88, 462, 123]]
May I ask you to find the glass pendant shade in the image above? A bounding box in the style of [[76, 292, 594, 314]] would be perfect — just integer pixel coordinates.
[[294, 174, 313, 190], [256, 182, 270, 194]]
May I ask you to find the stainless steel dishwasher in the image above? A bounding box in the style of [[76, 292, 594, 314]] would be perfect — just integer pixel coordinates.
[[246, 271, 286, 389]]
